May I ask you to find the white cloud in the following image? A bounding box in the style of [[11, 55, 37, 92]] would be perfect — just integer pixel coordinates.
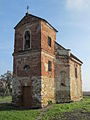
[[67, 0, 90, 11]]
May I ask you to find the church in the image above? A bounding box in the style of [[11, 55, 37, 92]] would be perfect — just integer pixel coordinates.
[[12, 11, 83, 108]]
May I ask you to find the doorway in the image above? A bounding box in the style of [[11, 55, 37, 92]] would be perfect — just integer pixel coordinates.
[[23, 86, 32, 108]]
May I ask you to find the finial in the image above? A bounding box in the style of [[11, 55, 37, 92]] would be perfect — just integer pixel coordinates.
[[27, 5, 29, 13]]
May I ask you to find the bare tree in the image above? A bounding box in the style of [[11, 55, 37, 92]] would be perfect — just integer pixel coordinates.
[[0, 71, 13, 96]]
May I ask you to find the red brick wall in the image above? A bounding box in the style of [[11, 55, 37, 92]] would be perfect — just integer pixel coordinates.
[[41, 21, 56, 77], [13, 14, 42, 77], [40, 21, 56, 106], [41, 52, 54, 77], [13, 14, 57, 107], [14, 15, 41, 53], [14, 51, 41, 77], [41, 21, 56, 55]]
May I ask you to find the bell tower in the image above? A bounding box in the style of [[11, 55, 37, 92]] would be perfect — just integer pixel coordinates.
[[12, 12, 42, 108], [12, 10, 57, 108]]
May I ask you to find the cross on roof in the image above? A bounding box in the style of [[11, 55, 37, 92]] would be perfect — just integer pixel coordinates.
[[27, 5, 29, 13]]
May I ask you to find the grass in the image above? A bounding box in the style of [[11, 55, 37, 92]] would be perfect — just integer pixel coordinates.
[[0, 96, 12, 103], [0, 96, 90, 120], [41, 97, 90, 120]]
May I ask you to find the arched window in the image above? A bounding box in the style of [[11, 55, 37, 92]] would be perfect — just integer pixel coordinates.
[[60, 71, 66, 86], [24, 31, 30, 49]]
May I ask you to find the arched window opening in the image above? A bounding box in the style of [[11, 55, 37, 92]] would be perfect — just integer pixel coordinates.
[[60, 71, 66, 86], [24, 31, 30, 49]]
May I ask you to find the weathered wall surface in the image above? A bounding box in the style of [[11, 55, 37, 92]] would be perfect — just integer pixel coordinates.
[[12, 51, 42, 108], [41, 21, 56, 54], [13, 51, 41, 77], [13, 13, 83, 108], [41, 51, 55, 107], [12, 76, 42, 108], [14, 14, 41, 53], [13, 14, 43, 108], [54, 43, 70, 103], [40, 21, 56, 107], [70, 59, 82, 101], [13, 14, 57, 108]]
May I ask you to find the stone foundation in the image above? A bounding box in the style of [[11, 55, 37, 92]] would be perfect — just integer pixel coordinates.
[[41, 76, 55, 107], [12, 76, 42, 108]]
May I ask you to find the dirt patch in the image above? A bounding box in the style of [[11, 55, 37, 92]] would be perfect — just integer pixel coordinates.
[[63, 111, 90, 120]]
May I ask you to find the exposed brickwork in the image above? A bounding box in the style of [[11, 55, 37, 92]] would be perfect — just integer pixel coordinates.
[[12, 13, 83, 108], [40, 20, 56, 106], [14, 51, 41, 77], [41, 51, 55, 106], [12, 51, 42, 108], [14, 14, 41, 53], [12, 76, 42, 108], [54, 43, 71, 103], [54, 43, 82, 102], [13, 14, 42, 108], [41, 21, 56, 55]]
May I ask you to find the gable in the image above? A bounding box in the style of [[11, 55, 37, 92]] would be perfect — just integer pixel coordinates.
[[14, 13, 58, 32], [55, 42, 66, 50], [55, 42, 83, 64], [14, 13, 41, 30]]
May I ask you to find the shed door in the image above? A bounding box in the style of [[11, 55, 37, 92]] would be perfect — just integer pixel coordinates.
[[23, 86, 32, 108]]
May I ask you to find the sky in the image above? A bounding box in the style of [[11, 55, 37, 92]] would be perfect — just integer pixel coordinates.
[[0, 0, 90, 91]]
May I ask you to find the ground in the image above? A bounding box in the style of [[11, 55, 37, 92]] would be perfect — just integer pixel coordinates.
[[0, 96, 90, 120]]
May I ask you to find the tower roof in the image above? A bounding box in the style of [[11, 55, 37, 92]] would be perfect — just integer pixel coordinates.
[[14, 13, 58, 32]]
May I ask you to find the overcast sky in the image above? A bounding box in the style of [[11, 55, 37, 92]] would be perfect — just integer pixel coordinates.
[[0, 0, 90, 91]]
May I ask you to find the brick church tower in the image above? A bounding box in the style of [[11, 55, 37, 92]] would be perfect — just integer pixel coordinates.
[[12, 12, 57, 108]]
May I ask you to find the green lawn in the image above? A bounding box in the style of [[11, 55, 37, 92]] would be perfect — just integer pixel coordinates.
[[0, 96, 90, 120], [0, 96, 12, 103], [41, 97, 90, 120]]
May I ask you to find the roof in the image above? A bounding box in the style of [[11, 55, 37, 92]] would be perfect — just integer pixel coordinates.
[[14, 13, 58, 32], [70, 53, 83, 64], [55, 42, 83, 64], [55, 41, 66, 50]]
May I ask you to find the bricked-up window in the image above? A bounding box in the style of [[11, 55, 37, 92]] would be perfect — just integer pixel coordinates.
[[60, 71, 66, 86], [24, 31, 30, 49], [48, 61, 52, 71], [48, 37, 51, 47], [75, 68, 78, 78]]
